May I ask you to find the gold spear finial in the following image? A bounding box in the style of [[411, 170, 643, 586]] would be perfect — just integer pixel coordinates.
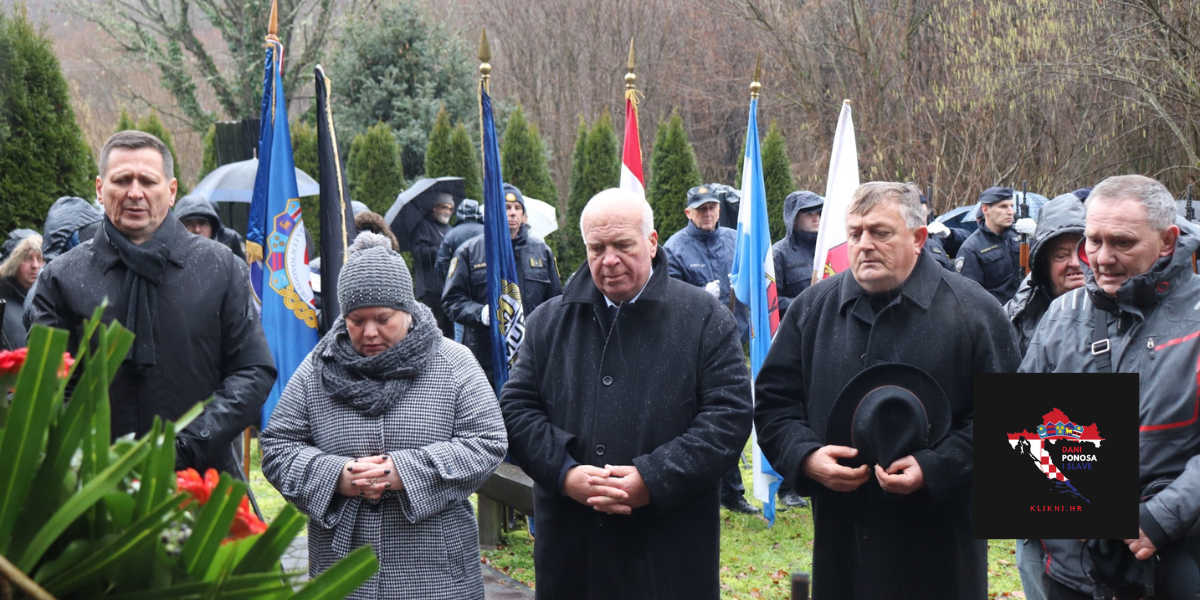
[[266, 0, 279, 42], [478, 27, 492, 83], [750, 51, 762, 99], [625, 38, 637, 90]]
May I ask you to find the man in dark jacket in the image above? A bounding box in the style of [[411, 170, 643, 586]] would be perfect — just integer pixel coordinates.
[[955, 186, 1036, 304], [500, 188, 753, 600], [41, 196, 103, 263], [663, 184, 756, 514], [755, 182, 1020, 599], [174, 194, 247, 262], [663, 184, 750, 339], [1004, 193, 1086, 356], [435, 199, 484, 343], [443, 184, 561, 386], [772, 190, 822, 316], [28, 130, 277, 479], [1020, 175, 1200, 600], [412, 194, 455, 337], [435, 199, 484, 287]]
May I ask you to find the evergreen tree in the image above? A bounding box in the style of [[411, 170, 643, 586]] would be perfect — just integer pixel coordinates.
[[426, 106, 483, 206], [331, 1, 476, 180], [347, 123, 406, 217], [448, 122, 482, 201], [116, 109, 136, 132], [563, 118, 590, 274], [291, 120, 321, 255], [761, 122, 795, 242], [646, 110, 701, 238], [501, 105, 559, 204], [136, 112, 186, 194], [501, 105, 561, 262], [199, 124, 217, 181], [563, 113, 619, 272], [424, 106, 452, 177], [0, 5, 94, 234]]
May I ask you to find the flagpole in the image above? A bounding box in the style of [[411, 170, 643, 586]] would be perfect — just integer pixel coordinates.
[[625, 38, 637, 95], [246, 0, 281, 484]]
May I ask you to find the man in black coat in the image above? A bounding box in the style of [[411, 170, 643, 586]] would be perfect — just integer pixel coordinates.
[[28, 130, 277, 478], [755, 182, 1020, 599], [411, 194, 454, 337], [501, 188, 753, 600], [443, 184, 561, 386]]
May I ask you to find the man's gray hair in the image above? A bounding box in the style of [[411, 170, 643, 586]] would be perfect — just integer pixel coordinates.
[[99, 130, 174, 181], [848, 182, 925, 230], [579, 188, 655, 243], [1087, 175, 1176, 231], [0, 235, 43, 279]]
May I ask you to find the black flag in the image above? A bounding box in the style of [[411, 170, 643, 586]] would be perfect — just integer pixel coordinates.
[[314, 64, 356, 333]]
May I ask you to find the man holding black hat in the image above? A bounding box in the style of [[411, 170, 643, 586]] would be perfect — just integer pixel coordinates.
[[663, 183, 755, 514], [442, 183, 561, 386], [954, 186, 1037, 304], [755, 182, 1020, 598]]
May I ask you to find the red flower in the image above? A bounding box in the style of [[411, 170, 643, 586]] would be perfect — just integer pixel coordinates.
[[59, 352, 75, 378], [0, 348, 27, 375], [176, 467, 220, 506], [228, 496, 268, 540], [177, 467, 268, 542]]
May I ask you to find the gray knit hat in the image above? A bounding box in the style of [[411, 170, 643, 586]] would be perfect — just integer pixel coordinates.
[[337, 231, 418, 316]]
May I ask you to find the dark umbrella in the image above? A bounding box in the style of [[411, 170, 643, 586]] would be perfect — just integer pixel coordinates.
[[383, 177, 466, 251]]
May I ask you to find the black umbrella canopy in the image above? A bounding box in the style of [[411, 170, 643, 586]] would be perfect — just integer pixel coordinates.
[[383, 177, 466, 251]]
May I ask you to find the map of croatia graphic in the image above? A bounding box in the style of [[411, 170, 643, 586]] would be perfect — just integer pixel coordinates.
[[1006, 408, 1103, 504]]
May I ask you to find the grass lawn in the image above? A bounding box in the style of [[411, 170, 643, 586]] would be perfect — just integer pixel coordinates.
[[247, 439, 1026, 598]]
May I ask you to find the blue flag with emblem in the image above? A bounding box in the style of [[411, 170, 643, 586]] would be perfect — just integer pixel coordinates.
[[479, 84, 525, 394], [246, 37, 319, 427], [730, 94, 785, 526]]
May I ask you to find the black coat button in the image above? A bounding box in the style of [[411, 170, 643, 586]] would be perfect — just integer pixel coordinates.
[[860, 527, 869, 539], [595, 445, 606, 456], [199, 428, 211, 439], [602, 376, 613, 386]]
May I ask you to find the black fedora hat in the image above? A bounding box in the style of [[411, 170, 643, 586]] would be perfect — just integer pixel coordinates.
[[826, 363, 952, 468]]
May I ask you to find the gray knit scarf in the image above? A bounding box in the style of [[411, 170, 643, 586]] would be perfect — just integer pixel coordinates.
[[314, 304, 442, 417]]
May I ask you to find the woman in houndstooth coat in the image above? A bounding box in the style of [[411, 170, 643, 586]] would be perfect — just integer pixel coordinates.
[[262, 233, 507, 600]]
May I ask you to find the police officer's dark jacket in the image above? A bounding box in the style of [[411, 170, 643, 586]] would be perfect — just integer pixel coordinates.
[[955, 220, 1022, 304], [663, 222, 749, 339], [441, 223, 562, 379], [771, 192, 818, 316]]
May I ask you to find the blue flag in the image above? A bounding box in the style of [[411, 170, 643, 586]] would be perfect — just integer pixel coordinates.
[[729, 96, 784, 525], [479, 86, 525, 394], [247, 40, 320, 427]]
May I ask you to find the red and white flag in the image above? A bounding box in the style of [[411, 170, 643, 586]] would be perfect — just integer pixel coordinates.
[[812, 100, 859, 283], [619, 94, 645, 198]]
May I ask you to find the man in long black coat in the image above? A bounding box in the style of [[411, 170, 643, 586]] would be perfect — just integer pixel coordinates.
[[755, 182, 1020, 599], [28, 130, 276, 478], [411, 195, 454, 337], [501, 188, 753, 600]]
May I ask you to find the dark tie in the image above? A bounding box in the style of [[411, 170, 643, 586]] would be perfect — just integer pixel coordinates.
[[604, 303, 620, 333]]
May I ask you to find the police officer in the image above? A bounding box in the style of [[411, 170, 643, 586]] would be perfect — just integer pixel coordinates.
[[954, 186, 1035, 304], [663, 184, 750, 339], [442, 184, 562, 386], [662, 183, 756, 515], [922, 194, 969, 271], [772, 191, 822, 316]]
